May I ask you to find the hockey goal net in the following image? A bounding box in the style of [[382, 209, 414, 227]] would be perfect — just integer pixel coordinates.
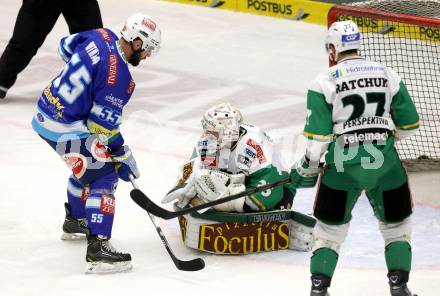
[[328, 1, 440, 171]]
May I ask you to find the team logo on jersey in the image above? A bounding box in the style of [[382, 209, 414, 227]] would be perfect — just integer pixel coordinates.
[[91, 139, 111, 162], [107, 54, 118, 86], [62, 153, 87, 178], [100, 194, 115, 215], [246, 139, 266, 164]]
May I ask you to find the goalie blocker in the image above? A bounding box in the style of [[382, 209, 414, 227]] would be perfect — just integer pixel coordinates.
[[175, 202, 316, 254]]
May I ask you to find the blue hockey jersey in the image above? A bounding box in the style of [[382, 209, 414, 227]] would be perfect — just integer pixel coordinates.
[[32, 28, 136, 150]]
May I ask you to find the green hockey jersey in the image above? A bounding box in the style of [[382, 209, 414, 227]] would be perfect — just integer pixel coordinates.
[[304, 56, 420, 166]]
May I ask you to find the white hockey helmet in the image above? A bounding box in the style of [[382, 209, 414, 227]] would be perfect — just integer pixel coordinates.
[[121, 14, 161, 55], [325, 20, 361, 61], [201, 102, 243, 149]]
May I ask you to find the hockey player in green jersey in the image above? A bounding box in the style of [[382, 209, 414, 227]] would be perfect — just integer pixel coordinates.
[[290, 20, 420, 296], [163, 102, 296, 213]]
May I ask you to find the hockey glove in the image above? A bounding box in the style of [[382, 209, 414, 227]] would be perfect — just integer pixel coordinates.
[[161, 174, 197, 208], [110, 145, 140, 182], [290, 156, 322, 188], [194, 169, 246, 212]]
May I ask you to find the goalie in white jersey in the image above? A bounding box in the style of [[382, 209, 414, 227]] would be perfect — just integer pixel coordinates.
[[289, 21, 420, 296], [163, 102, 296, 213], [162, 103, 317, 255]]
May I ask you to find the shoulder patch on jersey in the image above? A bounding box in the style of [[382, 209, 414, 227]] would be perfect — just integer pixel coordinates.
[[246, 138, 266, 164], [85, 41, 100, 65], [107, 54, 118, 86]]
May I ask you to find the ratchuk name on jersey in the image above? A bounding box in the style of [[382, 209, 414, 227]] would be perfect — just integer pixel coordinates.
[[336, 77, 388, 94]]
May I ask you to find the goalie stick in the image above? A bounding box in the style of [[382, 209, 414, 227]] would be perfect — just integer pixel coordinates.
[[130, 176, 291, 220], [129, 176, 205, 271]]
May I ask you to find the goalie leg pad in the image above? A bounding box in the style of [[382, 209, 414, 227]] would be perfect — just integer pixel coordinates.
[[312, 221, 350, 254], [379, 217, 412, 246], [288, 220, 314, 251], [177, 209, 313, 254]]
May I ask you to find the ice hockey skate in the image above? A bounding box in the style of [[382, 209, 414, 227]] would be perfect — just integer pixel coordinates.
[[85, 235, 132, 274], [61, 203, 89, 240], [388, 271, 418, 296], [310, 274, 331, 296]]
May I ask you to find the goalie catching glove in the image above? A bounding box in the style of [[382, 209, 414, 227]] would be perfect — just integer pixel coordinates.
[[194, 169, 246, 212], [162, 169, 246, 212]]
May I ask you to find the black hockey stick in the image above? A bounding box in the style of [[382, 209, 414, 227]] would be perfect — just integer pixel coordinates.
[[130, 176, 291, 220], [129, 176, 205, 271]]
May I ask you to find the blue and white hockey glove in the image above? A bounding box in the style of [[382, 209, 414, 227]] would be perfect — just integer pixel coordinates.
[[290, 156, 323, 188], [110, 145, 140, 182]]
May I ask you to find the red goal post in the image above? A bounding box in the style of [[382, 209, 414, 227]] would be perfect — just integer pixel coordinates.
[[328, 3, 440, 172]]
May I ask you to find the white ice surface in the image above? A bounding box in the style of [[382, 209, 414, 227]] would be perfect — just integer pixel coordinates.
[[0, 0, 439, 295]]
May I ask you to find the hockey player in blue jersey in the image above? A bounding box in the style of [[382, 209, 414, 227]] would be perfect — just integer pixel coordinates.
[[31, 14, 161, 274]]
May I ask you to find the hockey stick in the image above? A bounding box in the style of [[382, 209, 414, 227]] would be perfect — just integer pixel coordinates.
[[129, 175, 205, 271], [130, 176, 291, 220]]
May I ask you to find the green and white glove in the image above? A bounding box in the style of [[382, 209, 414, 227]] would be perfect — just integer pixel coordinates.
[[290, 156, 323, 188]]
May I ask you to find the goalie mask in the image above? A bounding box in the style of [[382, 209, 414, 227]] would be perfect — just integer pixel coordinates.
[[325, 20, 361, 62], [201, 102, 243, 149], [121, 14, 162, 57]]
